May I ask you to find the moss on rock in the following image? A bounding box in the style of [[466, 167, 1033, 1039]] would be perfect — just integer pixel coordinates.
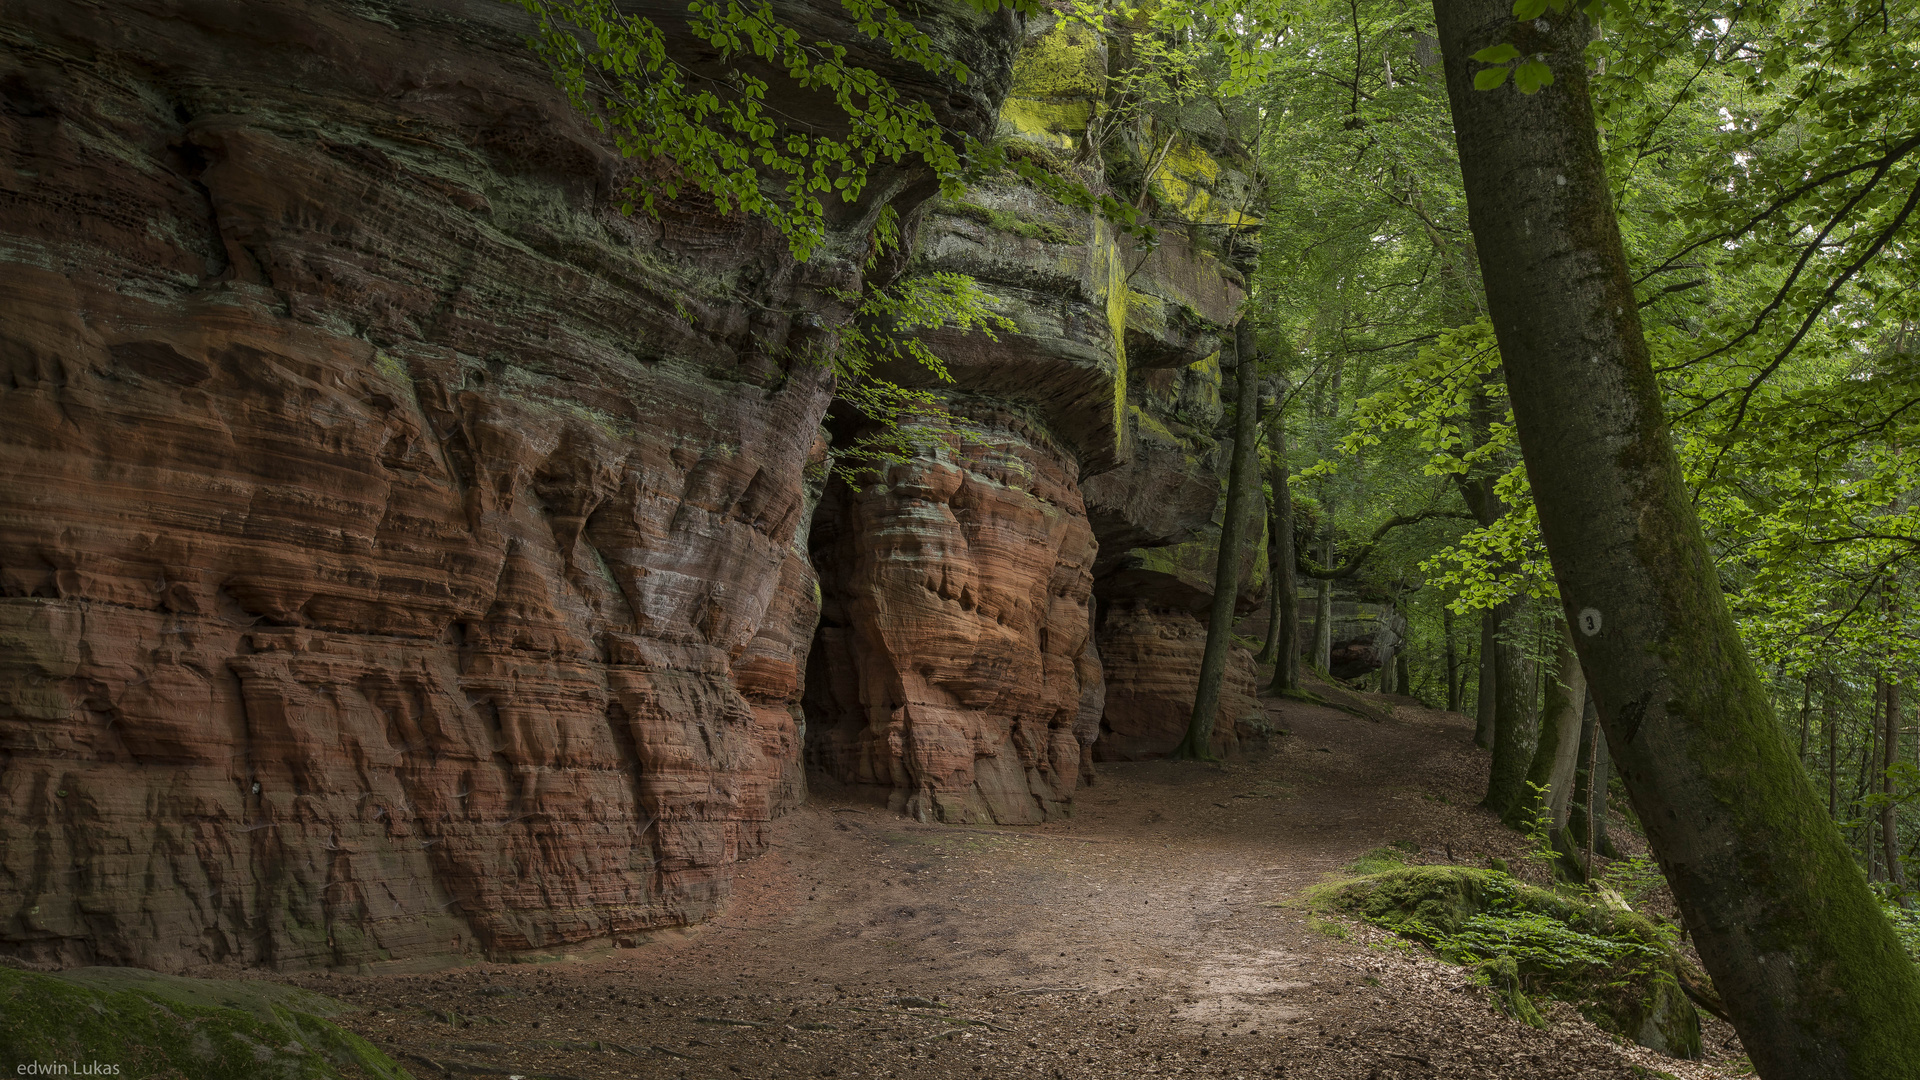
[[0, 967, 413, 1079], [1319, 863, 1703, 1059]]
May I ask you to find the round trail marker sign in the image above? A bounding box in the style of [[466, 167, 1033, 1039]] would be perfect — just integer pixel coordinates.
[[1578, 608, 1603, 636]]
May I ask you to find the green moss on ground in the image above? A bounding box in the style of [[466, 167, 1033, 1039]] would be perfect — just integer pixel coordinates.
[[0, 967, 414, 1079], [1314, 859, 1703, 1059]]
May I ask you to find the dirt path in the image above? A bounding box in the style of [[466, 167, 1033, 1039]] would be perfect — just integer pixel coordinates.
[[293, 691, 1747, 1080]]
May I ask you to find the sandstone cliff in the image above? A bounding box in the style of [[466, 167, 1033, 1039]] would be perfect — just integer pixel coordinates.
[[0, 0, 1263, 970], [0, 0, 1015, 969], [804, 13, 1264, 814]]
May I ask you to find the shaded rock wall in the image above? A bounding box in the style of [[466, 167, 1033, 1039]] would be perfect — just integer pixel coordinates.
[[802, 12, 1263, 807], [1093, 600, 1262, 761], [804, 411, 1100, 823], [0, 0, 1015, 969]]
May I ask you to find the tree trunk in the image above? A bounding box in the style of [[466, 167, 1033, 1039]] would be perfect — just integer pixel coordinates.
[[1432, 1, 1920, 1072], [1444, 604, 1463, 711], [1378, 604, 1400, 694], [1482, 596, 1535, 818], [1886, 681, 1905, 890], [1311, 528, 1334, 675], [1474, 608, 1497, 747], [1568, 690, 1615, 867], [1798, 681, 1812, 764], [1510, 621, 1586, 832], [1262, 409, 1301, 693], [1829, 694, 1840, 820], [1858, 704, 1879, 879], [1396, 649, 1411, 699], [1177, 320, 1261, 760]]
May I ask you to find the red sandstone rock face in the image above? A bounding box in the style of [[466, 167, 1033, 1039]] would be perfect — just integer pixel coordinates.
[[0, 0, 1013, 970], [1093, 601, 1263, 762], [804, 413, 1101, 823]]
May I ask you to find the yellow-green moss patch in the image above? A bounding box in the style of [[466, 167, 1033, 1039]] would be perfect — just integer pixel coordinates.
[[1316, 861, 1704, 1059]]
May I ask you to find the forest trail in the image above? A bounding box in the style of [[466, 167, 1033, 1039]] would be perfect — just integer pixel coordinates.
[[296, 690, 1745, 1080]]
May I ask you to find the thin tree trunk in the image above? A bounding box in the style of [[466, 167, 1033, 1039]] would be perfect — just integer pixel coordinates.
[[1474, 608, 1497, 747], [1378, 600, 1400, 694], [1830, 691, 1840, 820], [1396, 649, 1411, 699], [1858, 700, 1879, 879], [1886, 680, 1904, 890], [1258, 571, 1283, 665], [1568, 690, 1614, 869], [1443, 604, 1462, 711], [1311, 529, 1334, 674], [1482, 596, 1535, 818], [1263, 408, 1301, 694], [1432, 1, 1920, 1071], [1510, 621, 1586, 833], [1799, 681, 1812, 764], [1177, 320, 1261, 760]]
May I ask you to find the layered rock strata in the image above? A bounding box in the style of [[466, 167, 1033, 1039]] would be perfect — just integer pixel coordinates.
[[0, 0, 1015, 969], [802, 12, 1261, 811], [805, 412, 1101, 823]]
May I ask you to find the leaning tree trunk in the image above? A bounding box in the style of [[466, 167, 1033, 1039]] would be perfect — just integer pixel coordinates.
[[1263, 408, 1302, 693], [1508, 621, 1586, 833], [1433, 1, 1920, 1073], [1177, 320, 1261, 760], [1474, 609, 1497, 747]]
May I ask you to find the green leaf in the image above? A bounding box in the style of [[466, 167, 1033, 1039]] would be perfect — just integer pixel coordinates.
[[1474, 66, 1512, 91], [1514, 60, 1554, 94], [1512, 0, 1549, 18], [1472, 43, 1520, 64]]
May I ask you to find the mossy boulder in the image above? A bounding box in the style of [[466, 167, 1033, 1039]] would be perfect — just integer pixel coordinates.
[[1321, 864, 1703, 1059], [0, 966, 413, 1079]]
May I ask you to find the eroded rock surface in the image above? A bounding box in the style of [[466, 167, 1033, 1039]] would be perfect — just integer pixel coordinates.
[[0, 0, 1014, 969], [805, 413, 1100, 823], [1094, 599, 1263, 761], [802, 12, 1261, 811]]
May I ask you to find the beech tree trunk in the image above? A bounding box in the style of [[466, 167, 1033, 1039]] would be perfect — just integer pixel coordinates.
[[1830, 701, 1840, 820], [1262, 408, 1302, 693], [1510, 621, 1586, 832], [1178, 321, 1261, 759], [1378, 606, 1400, 694], [1481, 597, 1535, 817], [1474, 609, 1497, 747], [1432, 1, 1920, 1073], [1443, 605, 1463, 711], [1311, 531, 1334, 674], [1568, 692, 1615, 866], [1886, 681, 1905, 890]]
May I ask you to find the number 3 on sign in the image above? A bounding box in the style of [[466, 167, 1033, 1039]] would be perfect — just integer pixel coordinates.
[[1578, 608, 1603, 636]]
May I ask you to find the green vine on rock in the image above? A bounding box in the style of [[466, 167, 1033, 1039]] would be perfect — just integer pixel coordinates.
[[513, 0, 1145, 261]]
